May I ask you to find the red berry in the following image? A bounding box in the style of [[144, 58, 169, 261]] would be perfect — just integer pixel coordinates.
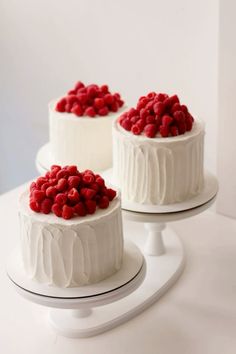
[[74, 81, 85, 90], [56, 178, 68, 192], [121, 118, 132, 131], [114, 93, 120, 100], [56, 98, 67, 112], [136, 118, 146, 131], [30, 182, 36, 192], [101, 85, 109, 94], [50, 165, 61, 176], [131, 124, 141, 135], [84, 107, 96, 117], [85, 200, 97, 214], [62, 205, 74, 220], [104, 94, 114, 105], [56, 169, 69, 180], [68, 175, 81, 189], [173, 110, 185, 123], [66, 165, 78, 175], [55, 193, 67, 205], [90, 182, 99, 192], [52, 203, 62, 217], [146, 115, 155, 124], [68, 188, 80, 203], [77, 93, 88, 105], [178, 122, 187, 134], [41, 182, 51, 193], [144, 124, 157, 138], [65, 103, 72, 113], [170, 126, 179, 136], [186, 116, 193, 131], [74, 202, 87, 216], [96, 176, 105, 187], [68, 89, 77, 95], [46, 186, 57, 198], [98, 107, 109, 116], [41, 198, 53, 214], [67, 95, 78, 105], [94, 98, 105, 109], [162, 115, 173, 126], [170, 103, 182, 114], [87, 85, 97, 98], [83, 173, 95, 184], [146, 101, 154, 111], [139, 109, 149, 120], [163, 95, 179, 108], [71, 104, 83, 116], [80, 188, 96, 200], [181, 105, 189, 114], [107, 188, 116, 201], [155, 93, 166, 102], [159, 125, 169, 137], [127, 108, 138, 118], [110, 102, 119, 112], [29, 200, 40, 212], [36, 177, 47, 188], [99, 196, 109, 209], [32, 190, 45, 202], [153, 102, 165, 116]]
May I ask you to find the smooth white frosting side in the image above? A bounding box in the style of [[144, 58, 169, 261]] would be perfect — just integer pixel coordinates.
[[19, 191, 123, 287], [49, 100, 127, 172], [112, 121, 205, 205]]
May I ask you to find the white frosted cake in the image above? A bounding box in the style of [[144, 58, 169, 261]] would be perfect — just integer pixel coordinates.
[[112, 92, 205, 205], [49, 82, 126, 172], [19, 166, 123, 287]]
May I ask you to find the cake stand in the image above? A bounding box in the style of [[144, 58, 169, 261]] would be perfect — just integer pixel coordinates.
[[36, 143, 53, 174]]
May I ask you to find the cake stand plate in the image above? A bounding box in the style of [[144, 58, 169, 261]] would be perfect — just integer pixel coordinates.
[[36, 143, 53, 174], [101, 169, 218, 214]]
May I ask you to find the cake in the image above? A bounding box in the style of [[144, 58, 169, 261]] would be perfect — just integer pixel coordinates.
[[19, 165, 123, 287], [49, 81, 126, 172], [112, 92, 205, 205]]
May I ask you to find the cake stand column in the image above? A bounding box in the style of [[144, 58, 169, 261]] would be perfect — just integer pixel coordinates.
[[144, 222, 165, 256]]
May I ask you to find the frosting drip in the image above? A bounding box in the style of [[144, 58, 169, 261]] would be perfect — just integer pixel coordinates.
[[113, 121, 205, 205]]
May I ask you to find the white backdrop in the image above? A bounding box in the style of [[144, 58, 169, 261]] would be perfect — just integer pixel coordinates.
[[0, 0, 218, 193]]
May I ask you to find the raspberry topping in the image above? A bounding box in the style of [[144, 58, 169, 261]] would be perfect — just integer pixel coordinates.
[[29, 166, 117, 220], [55, 82, 124, 117], [118, 92, 194, 138]]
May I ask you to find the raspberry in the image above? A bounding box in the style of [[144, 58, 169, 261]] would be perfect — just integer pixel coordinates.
[[146, 115, 155, 124], [84, 107, 96, 117], [110, 102, 119, 112], [118, 99, 124, 107], [90, 182, 99, 192], [163, 95, 179, 108], [94, 98, 105, 109], [153, 102, 165, 116], [36, 177, 47, 188], [41, 182, 51, 193], [128, 108, 138, 118], [139, 109, 148, 119], [159, 125, 169, 137], [68, 188, 80, 203], [173, 110, 185, 123], [155, 93, 166, 102], [136, 118, 146, 131], [46, 186, 57, 198], [181, 105, 188, 114], [146, 101, 154, 111], [30, 182, 36, 192], [170, 103, 182, 114], [178, 122, 187, 134], [162, 115, 173, 126], [101, 85, 109, 94], [55, 193, 67, 205], [104, 94, 114, 105], [52, 203, 62, 217], [107, 188, 116, 201], [99, 196, 109, 209], [30, 200, 40, 212], [114, 93, 120, 100], [56, 178, 68, 192], [66, 165, 78, 175], [131, 124, 141, 135], [170, 126, 179, 136], [87, 85, 97, 98], [83, 173, 95, 184], [74, 202, 87, 216], [50, 165, 61, 177], [85, 200, 97, 214], [68, 89, 77, 95], [71, 104, 83, 116], [121, 118, 132, 131], [56, 169, 69, 180], [80, 188, 96, 200], [41, 198, 53, 214], [67, 95, 78, 105], [186, 116, 193, 131], [56, 98, 67, 112], [98, 107, 109, 116], [77, 93, 88, 105], [130, 116, 140, 124], [68, 175, 81, 189], [144, 124, 157, 138], [62, 205, 74, 220], [65, 103, 72, 113], [74, 81, 85, 90], [96, 176, 105, 187], [32, 190, 45, 202]]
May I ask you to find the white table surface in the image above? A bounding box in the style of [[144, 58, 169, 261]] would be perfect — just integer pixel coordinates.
[[1, 183, 236, 354]]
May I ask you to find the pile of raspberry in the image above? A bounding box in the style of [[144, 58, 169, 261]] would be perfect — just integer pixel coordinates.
[[55, 81, 124, 117], [29, 165, 117, 220], [118, 92, 194, 138]]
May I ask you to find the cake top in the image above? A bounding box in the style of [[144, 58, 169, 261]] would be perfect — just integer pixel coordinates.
[[55, 81, 124, 117], [29, 165, 117, 220], [118, 92, 194, 138]]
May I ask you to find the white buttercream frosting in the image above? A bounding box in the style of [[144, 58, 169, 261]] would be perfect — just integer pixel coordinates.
[[49, 100, 127, 172], [19, 191, 123, 287], [112, 120, 205, 205]]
